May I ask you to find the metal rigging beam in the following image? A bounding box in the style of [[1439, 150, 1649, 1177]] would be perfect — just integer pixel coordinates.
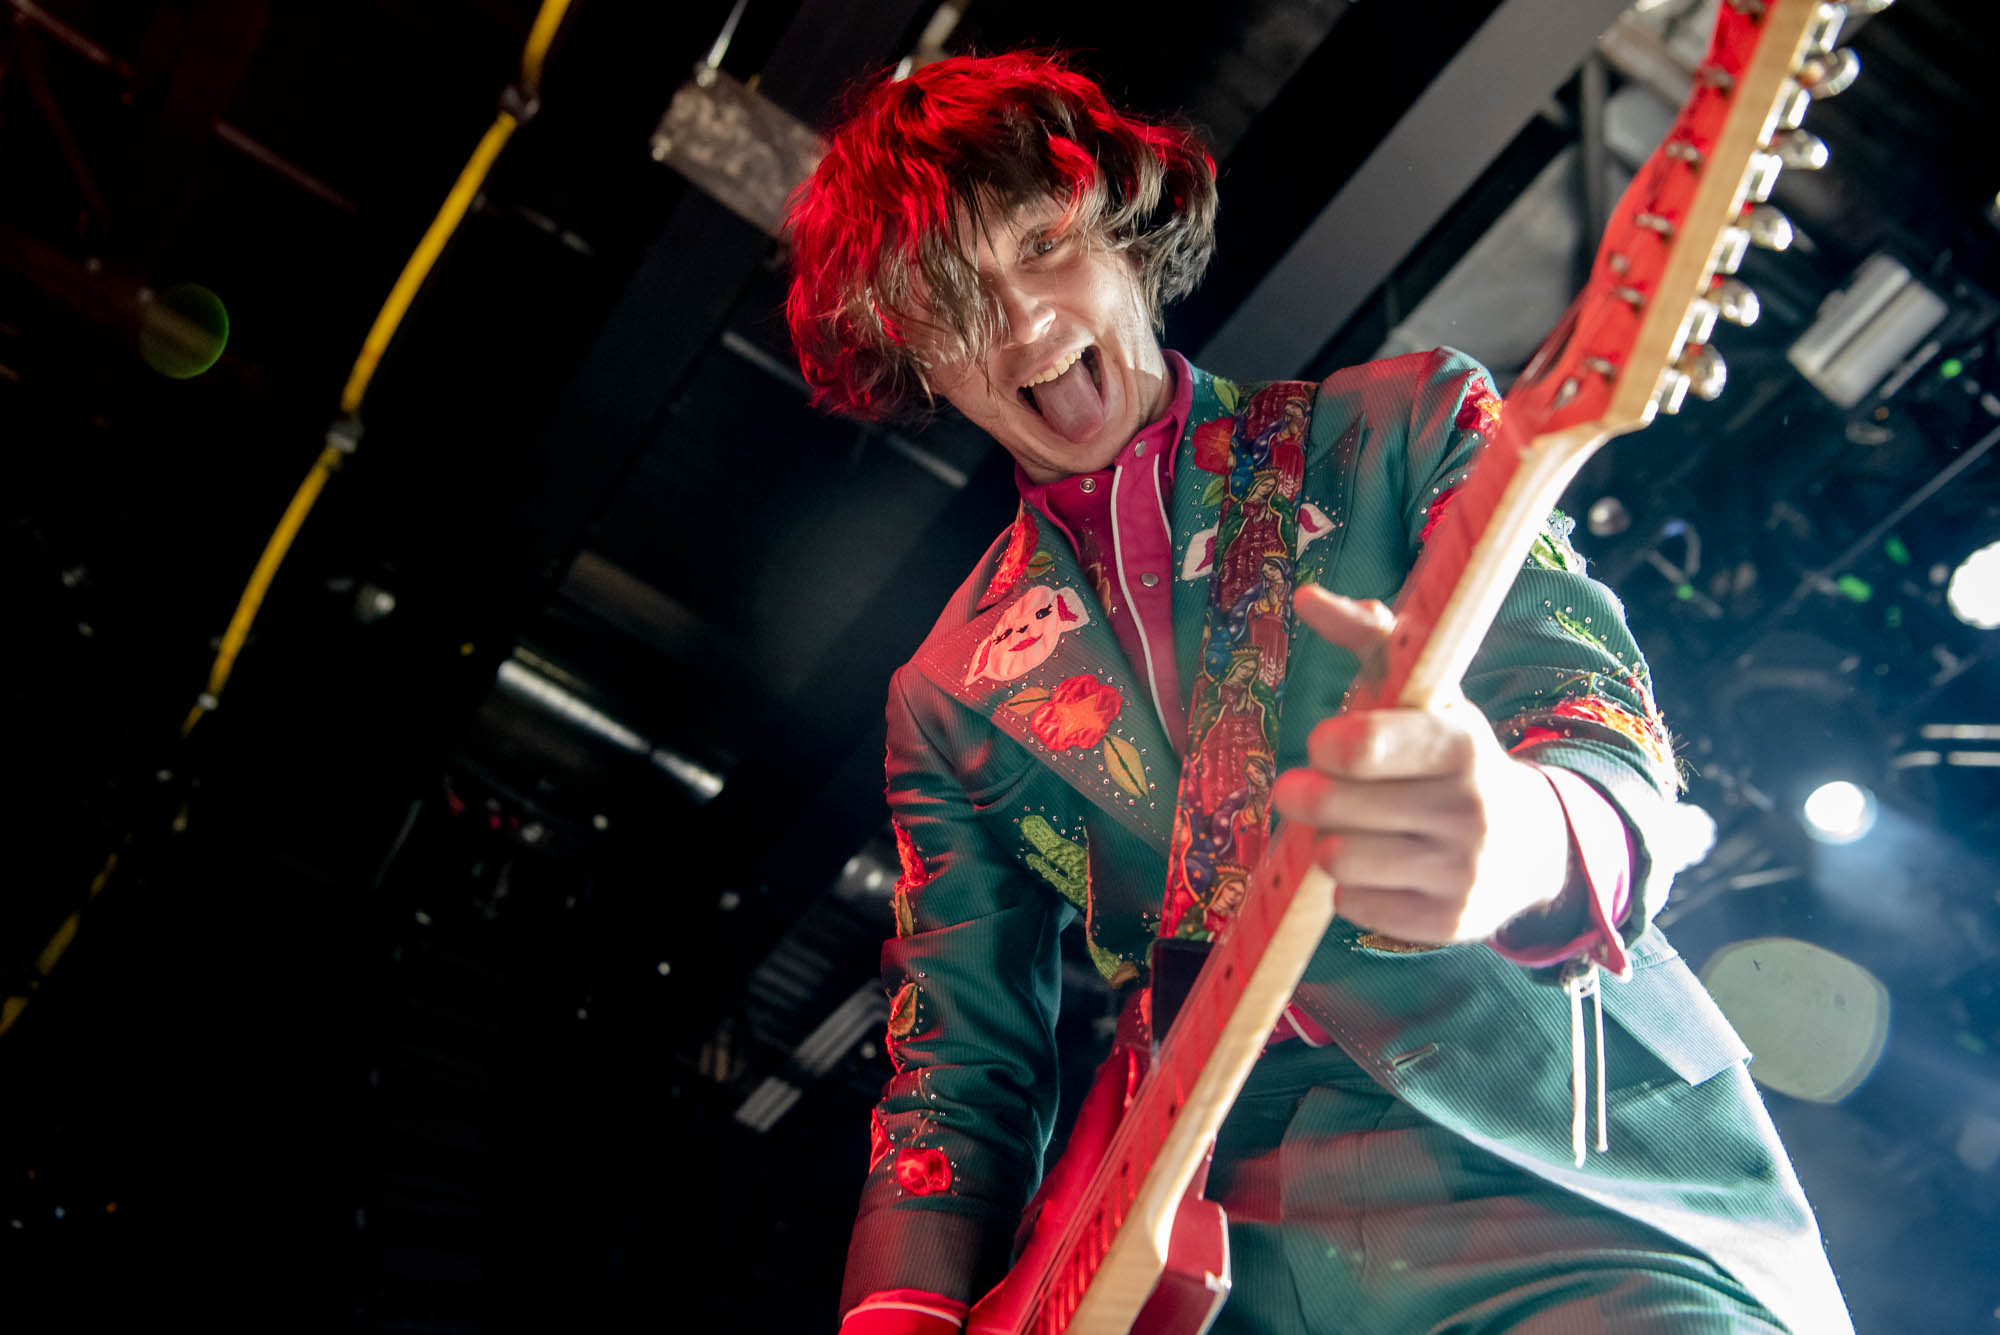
[[1197, 0, 1631, 379]]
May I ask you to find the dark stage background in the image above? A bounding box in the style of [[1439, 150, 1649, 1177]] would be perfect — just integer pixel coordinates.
[[3, 1, 1997, 1330]]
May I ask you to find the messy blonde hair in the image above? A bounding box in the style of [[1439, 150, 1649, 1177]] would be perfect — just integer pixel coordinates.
[[785, 51, 1218, 422]]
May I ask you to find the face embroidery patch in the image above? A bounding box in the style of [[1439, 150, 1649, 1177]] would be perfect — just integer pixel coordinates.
[[894, 1146, 952, 1196], [963, 585, 1092, 687]]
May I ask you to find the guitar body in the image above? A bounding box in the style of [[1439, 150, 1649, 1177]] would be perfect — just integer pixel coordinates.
[[1130, 1166, 1230, 1335], [970, 1036, 1230, 1335]]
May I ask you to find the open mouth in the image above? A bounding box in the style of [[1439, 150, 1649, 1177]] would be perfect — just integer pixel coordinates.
[[1018, 345, 1102, 418]]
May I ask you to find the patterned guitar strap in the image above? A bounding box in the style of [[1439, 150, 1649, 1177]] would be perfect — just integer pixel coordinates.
[[1160, 380, 1316, 946]]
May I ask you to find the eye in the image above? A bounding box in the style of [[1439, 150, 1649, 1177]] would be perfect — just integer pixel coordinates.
[[1029, 233, 1061, 259], [996, 626, 1013, 640], [1035, 605, 1053, 619]]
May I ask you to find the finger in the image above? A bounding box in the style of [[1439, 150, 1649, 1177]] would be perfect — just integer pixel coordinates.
[[1331, 883, 1473, 945], [1312, 830, 1469, 897], [1293, 585, 1395, 655], [1305, 710, 1479, 780], [1270, 768, 1472, 837]]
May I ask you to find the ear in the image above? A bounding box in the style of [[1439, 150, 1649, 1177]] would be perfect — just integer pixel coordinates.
[[1051, 587, 1093, 628]]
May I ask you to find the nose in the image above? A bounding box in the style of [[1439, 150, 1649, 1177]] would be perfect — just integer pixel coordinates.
[[992, 275, 1054, 349]]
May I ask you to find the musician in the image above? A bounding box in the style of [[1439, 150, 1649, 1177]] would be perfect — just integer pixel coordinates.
[[786, 51, 1851, 1335]]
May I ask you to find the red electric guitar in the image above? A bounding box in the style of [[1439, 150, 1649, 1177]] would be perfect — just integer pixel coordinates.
[[968, 2, 1871, 1331]]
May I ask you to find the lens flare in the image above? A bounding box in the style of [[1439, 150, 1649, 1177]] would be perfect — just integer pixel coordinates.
[[139, 283, 230, 379]]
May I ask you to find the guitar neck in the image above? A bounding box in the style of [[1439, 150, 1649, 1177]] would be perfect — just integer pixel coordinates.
[[999, 3, 1860, 1325]]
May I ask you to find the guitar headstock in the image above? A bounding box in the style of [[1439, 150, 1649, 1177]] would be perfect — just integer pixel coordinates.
[[1509, 0, 1885, 447]]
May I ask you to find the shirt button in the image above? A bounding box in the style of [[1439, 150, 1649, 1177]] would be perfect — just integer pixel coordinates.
[[1134, 441, 1148, 458], [1079, 477, 1097, 494], [1140, 572, 1160, 587]]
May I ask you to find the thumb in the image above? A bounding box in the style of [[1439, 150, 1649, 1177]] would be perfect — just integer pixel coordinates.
[[1293, 585, 1395, 654]]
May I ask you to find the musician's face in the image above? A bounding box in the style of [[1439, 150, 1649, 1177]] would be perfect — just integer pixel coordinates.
[[921, 196, 1171, 484]]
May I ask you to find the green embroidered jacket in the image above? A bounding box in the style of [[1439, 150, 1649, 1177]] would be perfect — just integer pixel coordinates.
[[842, 349, 1850, 1334]]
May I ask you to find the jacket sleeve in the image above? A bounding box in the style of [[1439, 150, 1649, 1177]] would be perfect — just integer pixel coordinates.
[[1397, 348, 1686, 958], [839, 666, 1072, 1312]]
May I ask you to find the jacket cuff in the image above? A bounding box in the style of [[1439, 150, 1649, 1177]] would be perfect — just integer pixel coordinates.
[[840, 1203, 1015, 1316], [1489, 764, 1634, 978], [841, 1289, 969, 1334]]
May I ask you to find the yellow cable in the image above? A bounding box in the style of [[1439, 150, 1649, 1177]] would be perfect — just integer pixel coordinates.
[[181, 439, 345, 735], [199, 0, 578, 729], [338, 112, 519, 418], [340, 0, 572, 416], [520, 0, 573, 96], [0, 853, 119, 1039]]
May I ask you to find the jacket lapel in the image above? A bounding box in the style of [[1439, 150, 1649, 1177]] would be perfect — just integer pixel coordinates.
[[910, 503, 1176, 851]]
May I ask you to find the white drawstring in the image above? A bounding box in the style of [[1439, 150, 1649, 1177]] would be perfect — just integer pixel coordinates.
[[1563, 959, 1607, 1167]]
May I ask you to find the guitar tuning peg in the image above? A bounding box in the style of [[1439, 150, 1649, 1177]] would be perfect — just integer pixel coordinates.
[[1798, 46, 1861, 98], [1745, 153, 1784, 204], [1677, 299, 1721, 356], [1712, 277, 1761, 327], [1714, 227, 1751, 275], [1807, 4, 1848, 54], [1679, 345, 1728, 402], [1745, 204, 1794, 251], [1771, 130, 1829, 170], [1775, 81, 1813, 131], [1654, 368, 1692, 417]]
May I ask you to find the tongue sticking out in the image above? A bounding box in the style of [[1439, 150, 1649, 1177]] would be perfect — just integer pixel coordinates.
[[1031, 353, 1107, 444]]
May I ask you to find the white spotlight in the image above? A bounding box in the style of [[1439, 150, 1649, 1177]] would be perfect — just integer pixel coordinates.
[[1947, 539, 2000, 629], [1803, 780, 1876, 843]]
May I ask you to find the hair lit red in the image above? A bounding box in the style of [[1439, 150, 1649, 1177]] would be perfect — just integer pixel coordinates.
[[785, 52, 1217, 422]]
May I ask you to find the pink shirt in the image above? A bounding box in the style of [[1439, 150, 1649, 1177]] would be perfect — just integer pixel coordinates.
[[1017, 354, 1193, 753]]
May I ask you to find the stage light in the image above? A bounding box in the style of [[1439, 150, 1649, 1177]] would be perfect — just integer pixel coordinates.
[[1803, 780, 1876, 843], [1947, 539, 2000, 629], [1701, 937, 1890, 1103]]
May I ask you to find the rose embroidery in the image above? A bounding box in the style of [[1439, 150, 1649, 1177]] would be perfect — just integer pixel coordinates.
[[979, 506, 1040, 607], [867, 1110, 892, 1173], [1192, 418, 1235, 475], [1420, 485, 1461, 544], [1455, 379, 1502, 436], [894, 1146, 952, 1195], [1509, 724, 1565, 753], [1028, 674, 1124, 750], [1553, 695, 1675, 776]]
